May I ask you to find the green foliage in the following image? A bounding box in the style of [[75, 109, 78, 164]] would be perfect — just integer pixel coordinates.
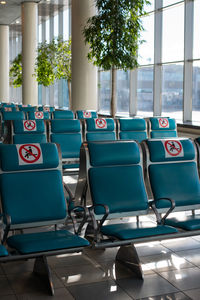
[[9, 37, 71, 88], [83, 0, 150, 71], [9, 54, 22, 88]]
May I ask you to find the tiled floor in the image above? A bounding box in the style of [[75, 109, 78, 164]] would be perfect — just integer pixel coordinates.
[[1, 177, 200, 299]]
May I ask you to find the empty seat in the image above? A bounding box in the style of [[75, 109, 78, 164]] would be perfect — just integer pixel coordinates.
[[11, 120, 47, 144], [38, 106, 55, 113], [76, 110, 97, 119], [143, 138, 200, 231], [18, 106, 36, 113], [85, 118, 116, 141], [2, 111, 25, 121], [149, 117, 177, 138], [0, 143, 89, 294], [118, 118, 147, 142], [52, 110, 74, 119], [28, 111, 50, 120], [50, 119, 82, 173]]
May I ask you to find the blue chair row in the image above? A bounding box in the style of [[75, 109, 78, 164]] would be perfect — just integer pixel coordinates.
[[0, 142, 89, 295], [74, 138, 200, 278]]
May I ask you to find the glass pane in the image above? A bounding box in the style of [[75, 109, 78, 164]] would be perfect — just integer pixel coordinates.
[[162, 4, 184, 62], [98, 71, 111, 114], [163, 0, 180, 7], [54, 14, 59, 38], [144, 0, 154, 13], [38, 23, 42, 43], [116, 70, 130, 115], [162, 63, 183, 121], [45, 19, 50, 43], [192, 61, 200, 122], [138, 13, 154, 65], [137, 67, 153, 117], [194, 0, 200, 59], [63, 8, 70, 40]]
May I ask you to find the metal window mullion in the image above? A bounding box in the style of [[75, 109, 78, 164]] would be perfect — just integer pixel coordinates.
[[58, 9, 63, 108], [49, 15, 54, 107], [130, 69, 138, 116], [153, 0, 162, 116], [183, 0, 194, 122], [41, 20, 46, 105]]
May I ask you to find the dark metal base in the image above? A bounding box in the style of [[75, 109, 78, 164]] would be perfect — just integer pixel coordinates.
[[116, 244, 144, 279], [33, 256, 54, 296]]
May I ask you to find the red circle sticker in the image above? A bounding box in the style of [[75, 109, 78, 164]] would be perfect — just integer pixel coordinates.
[[95, 118, 107, 129], [24, 120, 36, 131], [43, 107, 50, 112], [19, 144, 41, 164], [159, 118, 169, 128], [35, 112, 44, 119], [164, 140, 182, 157], [83, 111, 91, 118], [4, 107, 12, 111]]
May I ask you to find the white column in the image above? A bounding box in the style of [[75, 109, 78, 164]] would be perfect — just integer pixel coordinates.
[[21, 2, 38, 105], [72, 0, 97, 111], [0, 25, 9, 102]]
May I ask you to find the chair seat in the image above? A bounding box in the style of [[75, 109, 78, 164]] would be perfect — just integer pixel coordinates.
[[7, 230, 89, 254], [100, 222, 178, 240], [63, 163, 79, 169], [165, 214, 200, 230], [0, 245, 8, 257]]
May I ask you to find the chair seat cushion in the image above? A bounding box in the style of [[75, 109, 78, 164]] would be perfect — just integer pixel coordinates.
[[0, 245, 8, 257], [100, 222, 178, 240], [165, 214, 200, 230], [7, 230, 89, 254], [63, 163, 79, 169]]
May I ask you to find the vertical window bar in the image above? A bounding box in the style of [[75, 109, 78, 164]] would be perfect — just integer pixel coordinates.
[[58, 8, 64, 108], [49, 14, 54, 107], [41, 20, 46, 105], [130, 69, 138, 116]]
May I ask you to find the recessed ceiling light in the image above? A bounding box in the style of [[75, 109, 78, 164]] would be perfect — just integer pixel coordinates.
[[0, 1, 6, 4], [16, 20, 20, 24]]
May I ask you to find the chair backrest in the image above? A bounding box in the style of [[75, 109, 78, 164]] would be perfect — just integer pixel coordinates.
[[18, 106, 36, 113], [76, 110, 97, 119], [85, 118, 116, 141], [2, 111, 25, 121], [0, 143, 66, 228], [149, 117, 177, 139], [38, 106, 55, 113], [118, 118, 147, 142], [28, 111, 50, 120], [1, 106, 17, 112], [52, 110, 74, 119], [12, 120, 47, 144], [50, 119, 82, 160], [86, 140, 148, 216], [143, 138, 200, 210]]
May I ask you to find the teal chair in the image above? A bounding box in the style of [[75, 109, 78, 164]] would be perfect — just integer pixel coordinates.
[[80, 140, 178, 278], [0, 143, 89, 295], [52, 110, 74, 119], [38, 106, 55, 113], [28, 111, 50, 120], [85, 118, 116, 141], [76, 110, 97, 119], [143, 138, 200, 231], [118, 118, 148, 142], [149, 117, 177, 138]]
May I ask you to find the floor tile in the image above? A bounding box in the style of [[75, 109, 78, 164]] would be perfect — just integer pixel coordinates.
[[7, 271, 63, 294], [116, 273, 178, 299], [141, 252, 194, 273], [84, 247, 119, 263], [0, 275, 14, 296], [16, 287, 74, 300], [161, 238, 200, 252], [191, 235, 200, 242], [160, 267, 200, 291], [0, 296, 17, 300], [54, 263, 107, 286], [141, 292, 191, 300], [48, 252, 91, 268], [176, 248, 200, 266], [68, 279, 132, 300], [184, 288, 200, 300], [135, 241, 170, 257], [2, 260, 34, 275]]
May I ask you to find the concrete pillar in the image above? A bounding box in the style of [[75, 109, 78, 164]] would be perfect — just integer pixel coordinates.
[[72, 0, 97, 111], [21, 2, 38, 105], [0, 25, 9, 102]]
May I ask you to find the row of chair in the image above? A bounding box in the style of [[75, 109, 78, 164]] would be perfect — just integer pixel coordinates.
[[1, 138, 200, 294]]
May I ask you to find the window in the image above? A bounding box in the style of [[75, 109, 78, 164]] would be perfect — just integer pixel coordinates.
[[116, 70, 130, 115], [99, 71, 111, 114]]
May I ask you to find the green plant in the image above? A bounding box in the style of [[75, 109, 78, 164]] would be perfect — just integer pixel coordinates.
[[83, 0, 150, 117], [9, 53, 22, 88]]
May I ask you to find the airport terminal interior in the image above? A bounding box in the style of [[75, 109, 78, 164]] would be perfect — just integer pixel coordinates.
[[1, 0, 200, 299]]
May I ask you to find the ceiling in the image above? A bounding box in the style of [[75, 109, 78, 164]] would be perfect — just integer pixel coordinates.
[[0, 0, 70, 28]]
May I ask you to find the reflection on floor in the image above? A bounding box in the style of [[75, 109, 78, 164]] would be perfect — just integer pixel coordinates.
[[1, 176, 200, 300]]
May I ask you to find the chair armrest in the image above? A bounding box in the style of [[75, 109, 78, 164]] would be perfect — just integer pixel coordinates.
[[69, 206, 89, 235], [150, 198, 175, 225], [1, 214, 11, 244], [89, 204, 109, 242]]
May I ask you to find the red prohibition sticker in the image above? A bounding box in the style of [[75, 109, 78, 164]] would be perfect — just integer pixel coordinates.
[[4, 107, 12, 112], [163, 140, 184, 158], [83, 111, 91, 118], [22, 105, 28, 107], [23, 120, 36, 132], [158, 118, 169, 128], [95, 118, 107, 129], [16, 144, 43, 165], [34, 111, 44, 119], [43, 107, 50, 112]]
